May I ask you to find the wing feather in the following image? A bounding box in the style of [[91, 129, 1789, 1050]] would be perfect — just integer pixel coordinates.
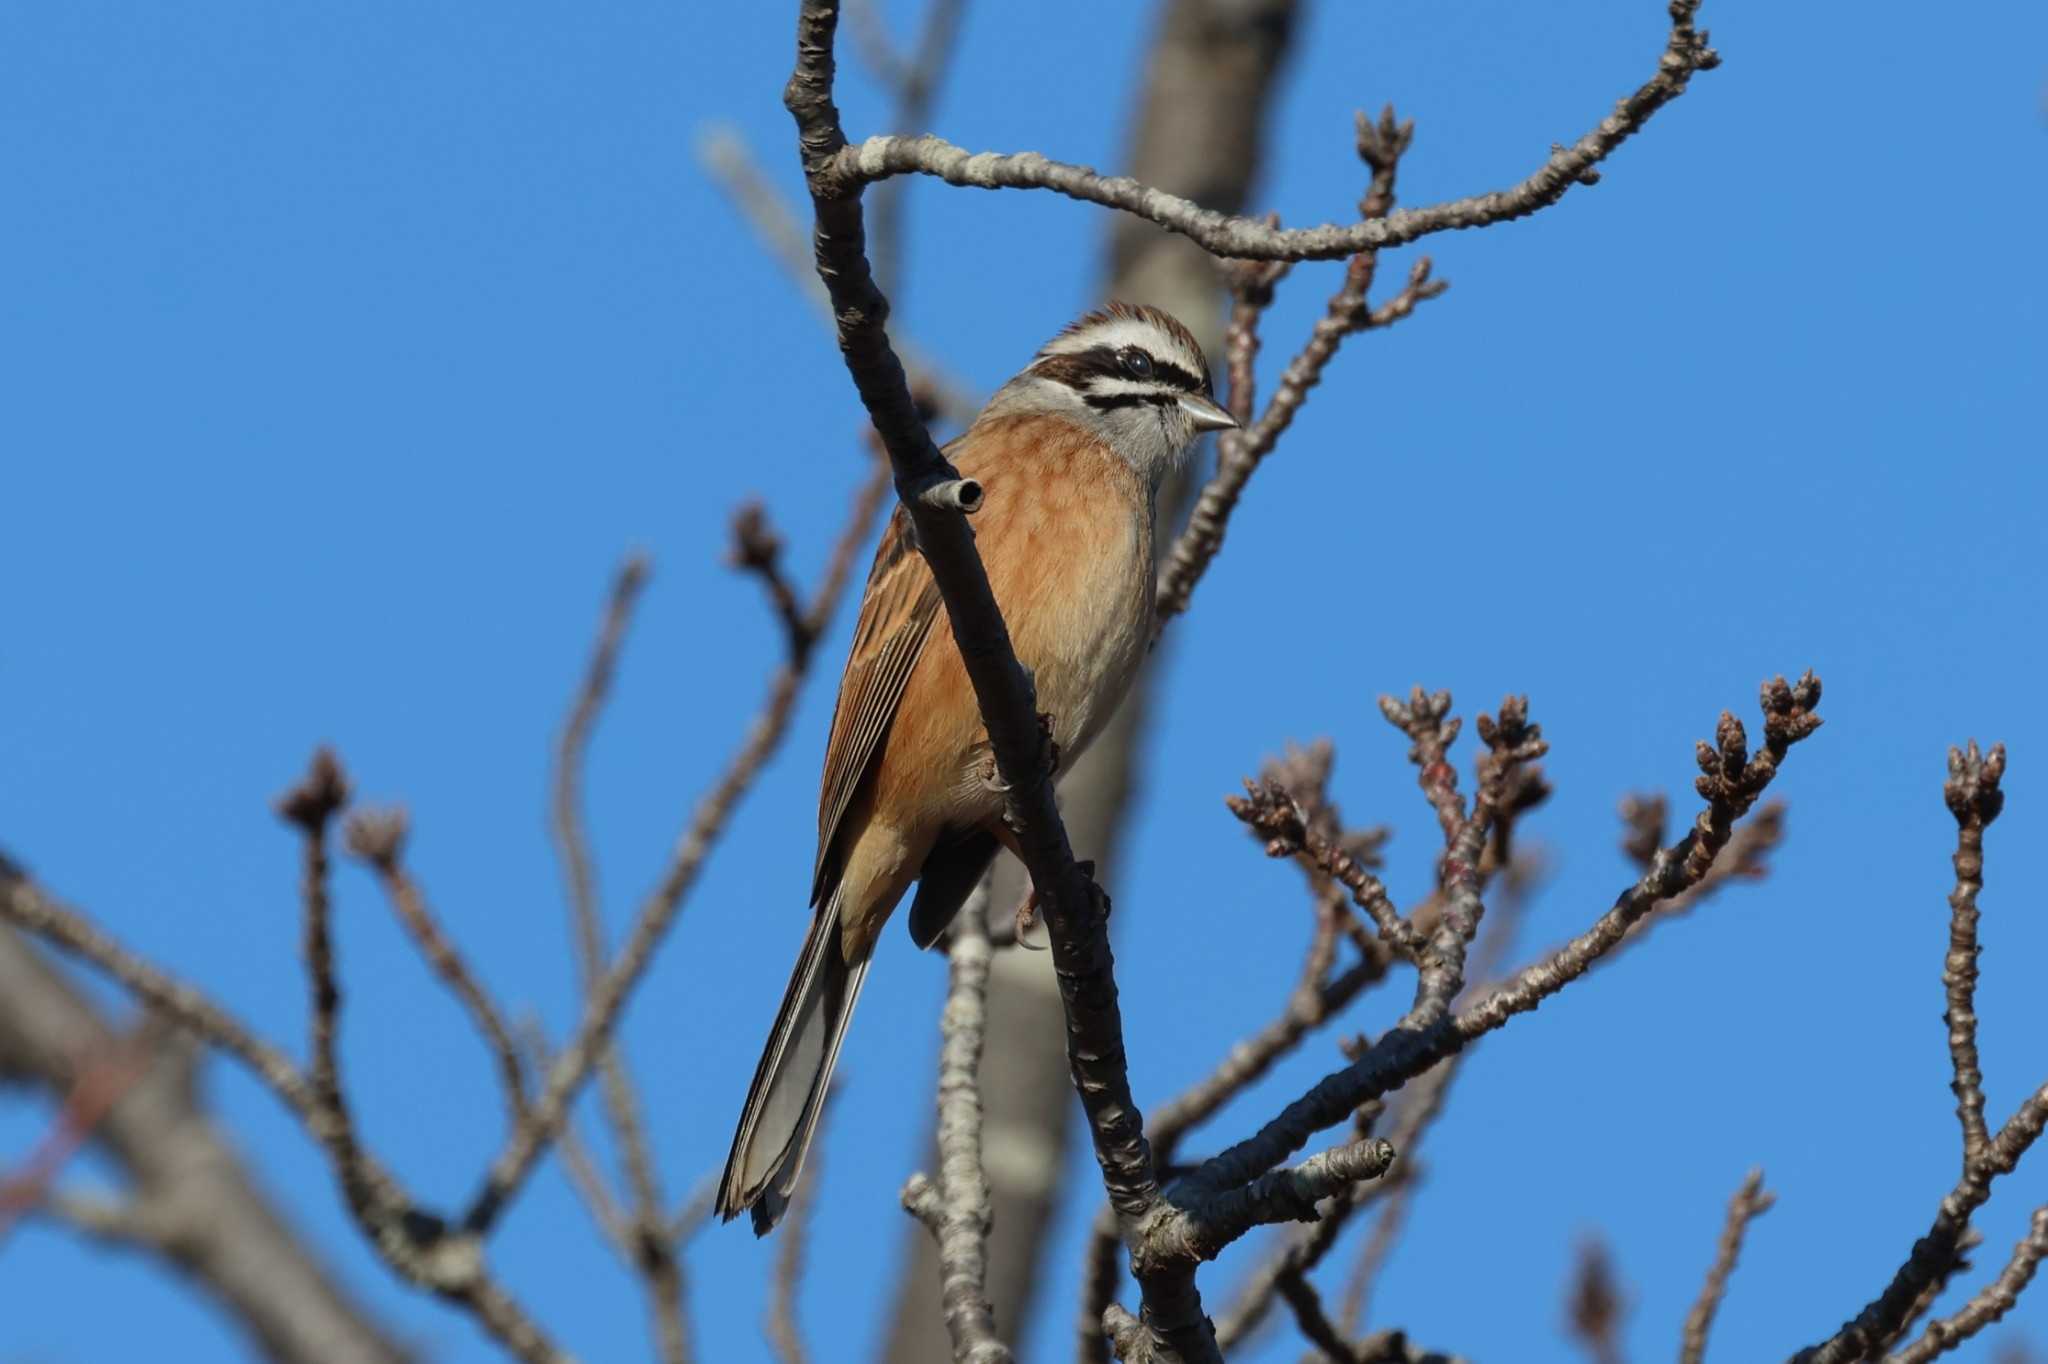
[[809, 502, 943, 904]]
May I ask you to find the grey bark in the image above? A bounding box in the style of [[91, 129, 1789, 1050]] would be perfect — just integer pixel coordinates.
[[0, 923, 409, 1364], [880, 2, 1299, 1358]]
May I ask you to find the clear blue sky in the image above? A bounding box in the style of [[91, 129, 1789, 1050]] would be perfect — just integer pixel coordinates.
[[4, 2, 2045, 1361]]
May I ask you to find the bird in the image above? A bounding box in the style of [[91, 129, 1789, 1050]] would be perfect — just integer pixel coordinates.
[[717, 302, 1236, 1234]]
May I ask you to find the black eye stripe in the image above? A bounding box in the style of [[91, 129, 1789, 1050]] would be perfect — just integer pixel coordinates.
[[1033, 342, 1208, 394], [1105, 348, 1200, 393], [1083, 391, 1178, 412]]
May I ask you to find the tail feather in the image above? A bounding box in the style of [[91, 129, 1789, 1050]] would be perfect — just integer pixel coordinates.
[[717, 890, 869, 1235]]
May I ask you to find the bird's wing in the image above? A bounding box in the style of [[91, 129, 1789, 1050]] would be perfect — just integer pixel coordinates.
[[810, 499, 944, 904]]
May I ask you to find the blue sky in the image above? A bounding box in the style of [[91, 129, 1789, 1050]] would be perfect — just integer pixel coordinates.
[[3, 2, 2045, 1361]]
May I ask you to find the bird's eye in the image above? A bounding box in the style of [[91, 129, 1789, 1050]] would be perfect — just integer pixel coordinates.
[[1119, 348, 1154, 380]]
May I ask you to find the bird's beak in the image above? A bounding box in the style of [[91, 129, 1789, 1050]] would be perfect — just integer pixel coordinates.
[[1178, 392, 1239, 433]]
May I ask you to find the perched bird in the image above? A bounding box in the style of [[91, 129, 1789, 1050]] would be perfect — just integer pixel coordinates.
[[718, 303, 1235, 1233]]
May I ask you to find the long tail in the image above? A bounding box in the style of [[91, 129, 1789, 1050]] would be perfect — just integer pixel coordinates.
[[716, 888, 870, 1235]]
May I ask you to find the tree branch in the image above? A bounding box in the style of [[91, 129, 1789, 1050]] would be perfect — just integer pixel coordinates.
[[0, 918, 409, 1364], [1791, 740, 2047, 1364], [901, 883, 1013, 1364], [829, 1, 1716, 264], [547, 551, 691, 1364], [463, 461, 887, 1235], [1678, 1169, 1774, 1364], [1193, 676, 1819, 1203], [782, 2, 1208, 1356], [345, 806, 529, 1128], [1889, 1207, 2048, 1364]]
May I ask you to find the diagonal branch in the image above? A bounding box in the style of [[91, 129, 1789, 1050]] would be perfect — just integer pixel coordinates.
[[1156, 253, 1443, 630], [462, 460, 887, 1236], [1193, 676, 1819, 1202], [1679, 1169, 1774, 1364], [782, 3, 1199, 1358], [0, 918, 410, 1364], [345, 806, 529, 1128], [547, 551, 691, 1364], [1888, 1207, 2048, 1364], [695, 126, 981, 430], [1154, 106, 1440, 632]]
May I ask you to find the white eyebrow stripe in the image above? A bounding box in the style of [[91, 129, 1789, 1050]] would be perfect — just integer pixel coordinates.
[[1042, 318, 1202, 372], [1084, 375, 1175, 399]]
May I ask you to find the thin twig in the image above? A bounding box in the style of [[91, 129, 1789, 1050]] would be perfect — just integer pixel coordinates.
[[345, 807, 529, 1128], [547, 551, 689, 1364], [1228, 779, 1423, 962], [512, 1019, 633, 1252], [1156, 254, 1443, 632], [695, 125, 979, 429], [1942, 743, 2000, 1165], [1678, 1169, 1774, 1364], [0, 1031, 150, 1244], [462, 460, 888, 1236], [1197, 676, 1820, 1201], [854, 0, 968, 298], [554, 553, 652, 986], [277, 750, 384, 1232]]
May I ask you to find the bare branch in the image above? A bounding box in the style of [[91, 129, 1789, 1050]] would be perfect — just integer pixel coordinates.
[[1890, 1208, 2048, 1364], [1228, 779, 1423, 962], [2, 854, 324, 1129], [554, 552, 652, 987], [463, 461, 887, 1235], [1217, 1052, 1454, 1349], [830, 2, 1718, 263], [0, 919, 408, 1364], [782, 4, 1207, 1356], [1159, 1139, 1397, 1266], [851, 0, 967, 298], [1156, 212, 1444, 630], [730, 508, 814, 663], [901, 884, 1013, 1364], [1792, 740, 2045, 1364], [345, 806, 529, 1127], [545, 551, 692, 1364], [1608, 796, 1785, 960], [277, 748, 360, 1181], [511, 1019, 633, 1252], [0, 865, 568, 1360], [1678, 1170, 1774, 1364], [0, 1030, 148, 1242], [781, 2, 1734, 1357], [1942, 740, 2003, 1164], [695, 125, 980, 430], [1193, 676, 1819, 1206]]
